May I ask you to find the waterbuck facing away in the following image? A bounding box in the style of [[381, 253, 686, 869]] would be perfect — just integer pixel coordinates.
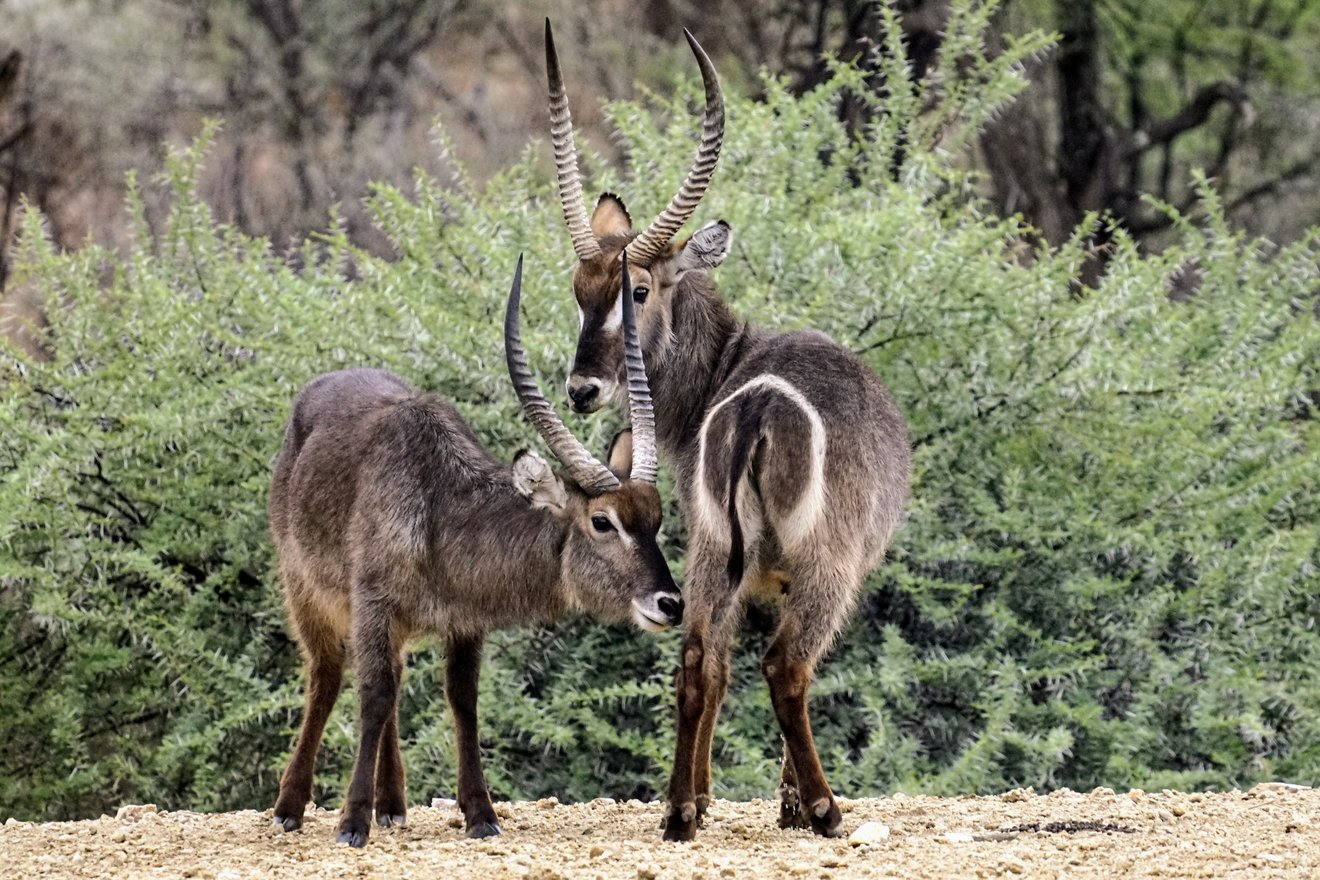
[[543, 23, 911, 840], [268, 257, 682, 847]]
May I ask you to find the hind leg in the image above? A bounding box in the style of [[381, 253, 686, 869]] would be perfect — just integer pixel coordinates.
[[662, 550, 737, 842], [336, 593, 403, 847], [373, 647, 408, 829], [761, 564, 857, 838], [273, 599, 346, 832], [692, 639, 731, 821]]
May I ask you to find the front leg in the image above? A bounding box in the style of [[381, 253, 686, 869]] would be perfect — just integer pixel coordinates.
[[446, 634, 500, 838]]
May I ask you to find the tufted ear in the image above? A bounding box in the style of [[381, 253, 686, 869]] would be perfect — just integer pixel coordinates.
[[673, 219, 732, 278], [512, 449, 568, 512], [591, 193, 633, 239], [606, 429, 633, 480]]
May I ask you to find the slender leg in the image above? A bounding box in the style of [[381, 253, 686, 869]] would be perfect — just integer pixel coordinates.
[[762, 638, 841, 837], [692, 637, 732, 820], [662, 624, 708, 841], [273, 610, 346, 832], [335, 602, 401, 848], [446, 633, 500, 838], [374, 654, 408, 828]]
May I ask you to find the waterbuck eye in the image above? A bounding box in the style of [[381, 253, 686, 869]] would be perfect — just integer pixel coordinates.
[[633, 286, 650, 304], [591, 514, 614, 533]]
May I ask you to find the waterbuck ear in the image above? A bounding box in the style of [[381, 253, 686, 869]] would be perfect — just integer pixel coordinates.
[[591, 193, 633, 239], [606, 429, 633, 480], [512, 449, 569, 512], [673, 219, 732, 278]]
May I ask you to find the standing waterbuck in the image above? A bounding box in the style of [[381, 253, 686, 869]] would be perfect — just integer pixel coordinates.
[[542, 22, 910, 840], [268, 257, 682, 847]]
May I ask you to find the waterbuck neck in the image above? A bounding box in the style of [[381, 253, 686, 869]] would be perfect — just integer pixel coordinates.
[[648, 277, 747, 457]]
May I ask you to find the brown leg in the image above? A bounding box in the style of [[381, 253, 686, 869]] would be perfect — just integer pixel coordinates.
[[762, 636, 843, 838], [692, 642, 731, 820], [374, 659, 407, 828], [447, 634, 500, 838], [273, 613, 345, 833], [777, 739, 810, 829], [335, 604, 401, 847], [662, 626, 708, 841]]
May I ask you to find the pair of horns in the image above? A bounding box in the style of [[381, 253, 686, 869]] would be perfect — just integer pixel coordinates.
[[545, 20, 725, 266], [505, 253, 658, 493]]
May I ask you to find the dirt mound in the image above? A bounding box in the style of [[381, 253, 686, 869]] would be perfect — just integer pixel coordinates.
[[4, 785, 1317, 878]]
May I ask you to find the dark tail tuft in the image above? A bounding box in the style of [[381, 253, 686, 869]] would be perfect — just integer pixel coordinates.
[[725, 402, 764, 588]]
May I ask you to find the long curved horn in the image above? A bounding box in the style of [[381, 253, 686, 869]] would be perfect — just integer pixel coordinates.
[[545, 20, 602, 261], [618, 251, 657, 484], [506, 255, 620, 495], [625, 29, 725, 266]]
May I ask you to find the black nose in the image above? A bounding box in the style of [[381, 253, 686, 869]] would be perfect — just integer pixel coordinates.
[[658, 594, 683, 624], [569, 382, 600, 411]]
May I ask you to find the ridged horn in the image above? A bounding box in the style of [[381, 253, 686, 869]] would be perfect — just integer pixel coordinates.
[[506, 255, 619, 495], [625, 29, 725, 266], [545, 20, 602, 261], [618, 251, 657, 484]]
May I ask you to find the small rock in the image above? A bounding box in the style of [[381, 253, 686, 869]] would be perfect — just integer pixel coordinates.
[[1257, 853, 1285, 864], [109, 828, 129, 843], [821, 856, 849, 868], [589, 844, 607, 858], [788, 863, 812, 875], [1252, 782, 1312, 794], [1091, 787, 1116, 797], [1156, 809, 1175, 823], [3, 817, 19, 827], [431, 798, 457, 810], [1000, 787, 1034, 802], [848, 822, 890, 846], [1170, 804, 1188, 817], [535, 796, 560, 809], [1001, 857, 1026, 874], [944, 831, 975, 843], [590, 797, 617, 807], [637, 865, 660, 880], [114, 804, 158, 821], [1127, 789, 1145, 801]]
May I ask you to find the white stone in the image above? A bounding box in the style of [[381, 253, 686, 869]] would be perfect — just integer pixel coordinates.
[[847, 821, 890, 846]]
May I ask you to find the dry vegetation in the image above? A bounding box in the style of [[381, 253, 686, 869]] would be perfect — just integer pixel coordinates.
[[5, 785, 1319, 879]]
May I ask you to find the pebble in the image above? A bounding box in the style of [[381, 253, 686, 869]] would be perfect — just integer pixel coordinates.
[[431, 798, 457, 809], [1000, 787, 1034, 802], [943, 831, 975, 843], [114, 804, 159, 821], [536, 797, 560, 809], [847, 822, 890, 846]]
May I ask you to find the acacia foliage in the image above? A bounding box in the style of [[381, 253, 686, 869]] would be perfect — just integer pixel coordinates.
[[2, 6, 1318, 820]]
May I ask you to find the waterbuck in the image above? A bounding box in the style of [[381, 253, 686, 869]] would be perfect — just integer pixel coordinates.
[[543, 23, 911, 840], [268, 257, 682, 847]]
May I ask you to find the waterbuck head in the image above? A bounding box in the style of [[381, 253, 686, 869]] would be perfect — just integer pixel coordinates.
[[544, 20, 732, 414], [505, 255, 681, 631]]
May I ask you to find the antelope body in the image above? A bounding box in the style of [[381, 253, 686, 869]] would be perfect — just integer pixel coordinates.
[[543, 22, 911, 840], [268, 259, 680, 846]]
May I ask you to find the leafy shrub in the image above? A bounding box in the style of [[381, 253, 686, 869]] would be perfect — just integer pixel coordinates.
[[2, 2, 1317, 820]]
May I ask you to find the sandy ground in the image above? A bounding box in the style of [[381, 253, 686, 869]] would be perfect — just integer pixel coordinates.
[[3, 784, 1318, 879]]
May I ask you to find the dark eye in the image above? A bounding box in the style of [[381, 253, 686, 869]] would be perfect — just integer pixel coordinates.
[[633, 286, 650, 304], [591, 514, 614, 533]]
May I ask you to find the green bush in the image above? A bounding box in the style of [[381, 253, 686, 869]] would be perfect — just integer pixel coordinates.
[[2, 2, 1318, 820]]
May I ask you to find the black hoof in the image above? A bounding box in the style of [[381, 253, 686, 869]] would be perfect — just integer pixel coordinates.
[[661, 804, 698, 842], [336, 825, 369, 848], [376, 812, 406, 829], [465, 820, 501, 839], [273, 815, 303, 833]]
